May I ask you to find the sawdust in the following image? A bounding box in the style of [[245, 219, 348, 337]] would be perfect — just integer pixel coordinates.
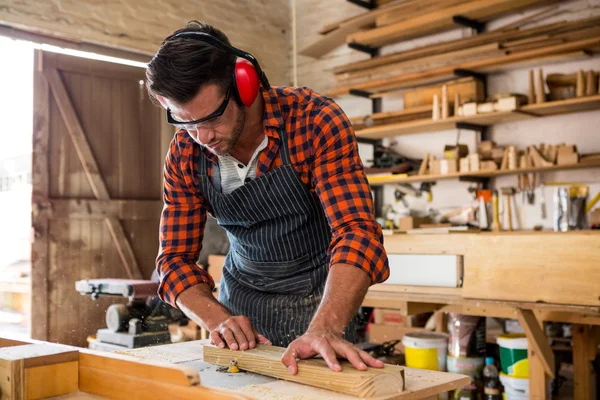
[[235, 385, 321, 400]]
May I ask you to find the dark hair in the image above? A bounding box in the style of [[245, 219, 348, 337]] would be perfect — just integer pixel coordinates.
[[146, 21, 234, 105]]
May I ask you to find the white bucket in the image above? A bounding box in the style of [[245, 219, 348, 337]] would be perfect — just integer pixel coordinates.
[[402, 332, 449, 371], [500, 373, 528, 400]]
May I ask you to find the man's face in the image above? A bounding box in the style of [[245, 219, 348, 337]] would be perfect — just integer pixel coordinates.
[[160, 84, 245, 156]]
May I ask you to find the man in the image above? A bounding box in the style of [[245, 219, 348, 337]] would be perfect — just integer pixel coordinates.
[[147, 21, 389, 374]]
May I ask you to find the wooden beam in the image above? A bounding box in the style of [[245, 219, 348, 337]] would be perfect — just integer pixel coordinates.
[[34, 199, 163, 220], [204, 344, 405, 397], [44, 68, 143, 280], [31, 50, 50, 341], [572, 325, 598, 400], [515, 308, 554, 378]]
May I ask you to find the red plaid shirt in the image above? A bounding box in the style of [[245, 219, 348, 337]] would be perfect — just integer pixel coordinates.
[[157, 86, 389, 307]]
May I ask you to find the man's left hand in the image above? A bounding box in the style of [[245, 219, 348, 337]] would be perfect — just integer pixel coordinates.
[[280, 329, 384, 375]]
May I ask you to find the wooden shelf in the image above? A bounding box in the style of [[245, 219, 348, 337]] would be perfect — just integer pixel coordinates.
[[355, 95, 600, 140], [367, 160, 600, 186]]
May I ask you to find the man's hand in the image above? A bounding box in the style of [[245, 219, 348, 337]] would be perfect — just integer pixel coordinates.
[[176, 283, 271, 351], [210, 315, 272, 350], [280, 329, 384, 375]]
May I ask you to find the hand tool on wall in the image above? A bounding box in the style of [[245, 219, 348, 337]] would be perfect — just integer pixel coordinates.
[[540, 183, 547, 219], [491, 190, 501, 232], [528, 174, 536, 205]]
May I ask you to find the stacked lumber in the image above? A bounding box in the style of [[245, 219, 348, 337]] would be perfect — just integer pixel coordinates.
[[347, 0, 561, 48], [327, 16, 600, 96], [301, 0, 559, 58]]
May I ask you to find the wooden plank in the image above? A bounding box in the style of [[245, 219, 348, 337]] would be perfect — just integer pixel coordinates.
[[465, 232, 600, 307], [498, 5, 561, 31], [368, 159, 600, 186], [572, 325, 598, 400], [347, 0, 559, 47], [33, 199, 163, 220], [25, 361, 79, 399], [522, 94, 600, 116], [31, 50, 51, 341], [515, 309, 554, 378], [203, 344, 405, 398], [328, 38, 600, 96], [44, 67, 143, 280], [528, 332, 549, 400], [0, 343, 79, 368], [0, 358, 24, 399], [299, 1, 410, 58], [0, 338, 31, 348]]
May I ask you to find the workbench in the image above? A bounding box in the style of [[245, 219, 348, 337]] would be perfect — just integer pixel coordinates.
[[0, 337, 470, 399], [366, 231, 600, 400]]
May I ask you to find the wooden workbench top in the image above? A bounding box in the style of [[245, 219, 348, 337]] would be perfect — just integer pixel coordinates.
[[117, 340, 470, 400]]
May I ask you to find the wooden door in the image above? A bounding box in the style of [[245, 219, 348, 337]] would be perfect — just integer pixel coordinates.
[[31, 50, 170, 346]]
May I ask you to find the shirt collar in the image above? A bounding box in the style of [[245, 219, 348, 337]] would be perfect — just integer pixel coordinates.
[[261, 87, 284, 137]]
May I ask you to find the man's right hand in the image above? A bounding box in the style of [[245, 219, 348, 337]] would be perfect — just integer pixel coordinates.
[[210, 315, 272, 350], [176, 283, 271, 351]]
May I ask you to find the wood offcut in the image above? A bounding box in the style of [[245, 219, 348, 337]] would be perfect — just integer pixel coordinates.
[[203, 344, 405, 398]]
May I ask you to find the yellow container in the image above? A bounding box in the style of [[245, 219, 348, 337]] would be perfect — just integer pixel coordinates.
[[402, 332, 449, 371]]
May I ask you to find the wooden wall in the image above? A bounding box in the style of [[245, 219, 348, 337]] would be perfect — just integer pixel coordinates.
[[0, 0, 291, 85]]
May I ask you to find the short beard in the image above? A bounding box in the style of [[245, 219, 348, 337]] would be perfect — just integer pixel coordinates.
[[219, 104, 245, 156]]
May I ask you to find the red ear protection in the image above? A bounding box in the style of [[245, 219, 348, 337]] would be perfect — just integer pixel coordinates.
[[233, 59, 261, 108]]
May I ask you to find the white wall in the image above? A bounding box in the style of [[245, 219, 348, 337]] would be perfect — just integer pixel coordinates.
[[295, 0, 600, 229]]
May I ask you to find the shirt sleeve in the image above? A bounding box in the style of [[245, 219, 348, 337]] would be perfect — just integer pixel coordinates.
[[156, 137, 215, 308], [310, 99, 389, 284]]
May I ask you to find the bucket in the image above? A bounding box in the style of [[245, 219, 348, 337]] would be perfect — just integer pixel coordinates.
[[446, 355, 485, 379], [402, 332, 448, 371], [497, 334, 528, 378], [500, 373, 529, 400]]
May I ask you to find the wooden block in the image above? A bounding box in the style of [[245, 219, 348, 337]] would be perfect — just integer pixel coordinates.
[[468, 153, 480, 171], [491, 147, 506, 164], [203, 344, 406, 398], [462, 102, 477, 116], [557, 144, 577, 155], [439, 159, 458, 175], [398, 216, 433, 232], [536, 68, 546, 104], [429, 159, 441, 175], [528, 145, 553, 167], [495, 96, 525, 111], [479, 160, 498, 171], [577, 69, 586, 97], [418, 153, 430, 175], [500, 149, 509, 170], [479, 140, 496, 153], [402, 78, 484, 109], [0, 338, 31, 348], [515, 309, 554, 379], [477, 102, 495, 113], [432, 94, 440, 120], [441, 84, 449, 119], [586, 71, 597, 96], [459, 157, 470, 172], [557, 152, 579, 165], [26, 361, 79, 399], [529, 69, 536, 104]]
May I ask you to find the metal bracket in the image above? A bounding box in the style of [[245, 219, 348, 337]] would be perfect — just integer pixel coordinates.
[[347, 0, 377, 9], [348, 88, 374, 98], [348, 42, 380, 57], [454, 68, 487, 82], [452, 15, 485, 33], [456, 122, 486, 132], [459, 175, 491, 184]]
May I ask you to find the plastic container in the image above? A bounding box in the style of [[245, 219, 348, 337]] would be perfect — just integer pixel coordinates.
[[497, 334, 528, 378], [500, 373, 529, 400], [402, 332, 449, 371], [446, 355, 485, 379]]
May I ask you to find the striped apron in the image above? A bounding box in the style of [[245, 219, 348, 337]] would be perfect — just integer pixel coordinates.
[[197, 129, 356, 347]]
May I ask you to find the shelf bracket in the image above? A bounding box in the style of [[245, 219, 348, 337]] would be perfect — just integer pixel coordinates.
[[454, 68, 487, 82], [347, 0, 377, 10], [348, 89, 374, 98], [459, 175, 490, 184], [348, 42, 380, 57], [356, 137, 381, 145], [452, 15, 485, 33], [456, 122, 486, 132]]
